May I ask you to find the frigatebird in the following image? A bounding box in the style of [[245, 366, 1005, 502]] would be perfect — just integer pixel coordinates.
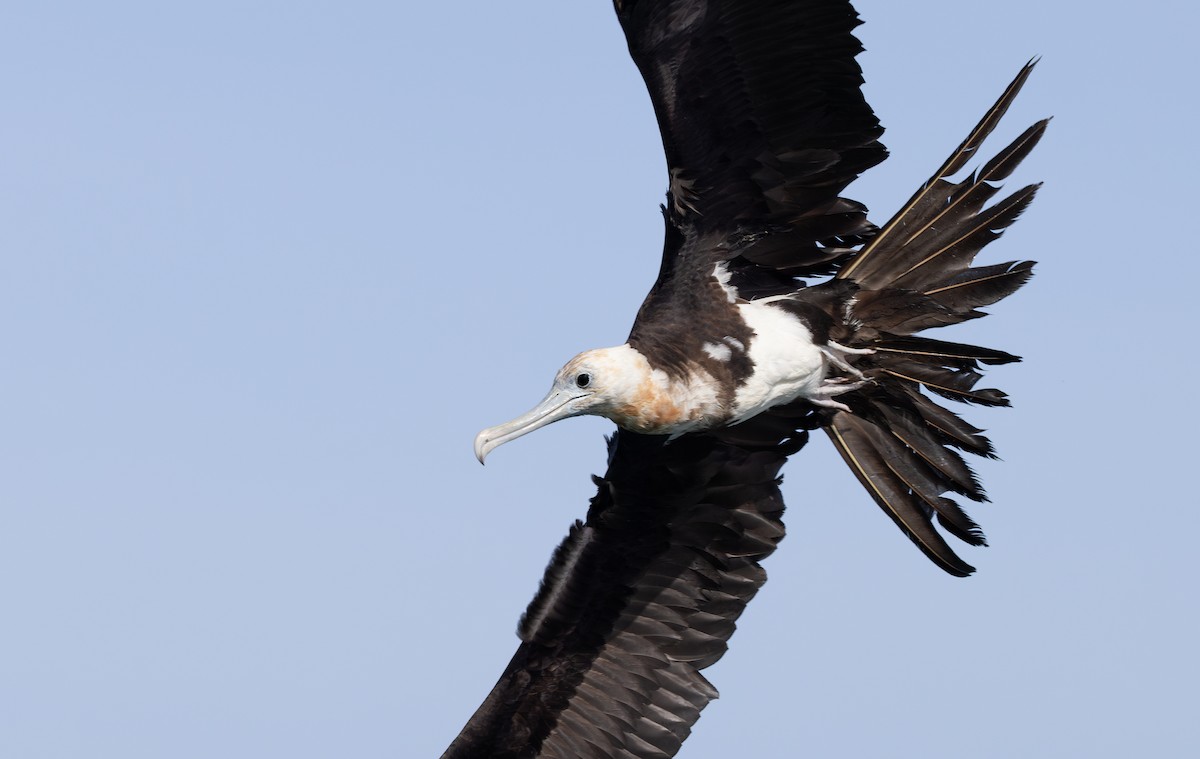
[[448, 1, 1045, 756]]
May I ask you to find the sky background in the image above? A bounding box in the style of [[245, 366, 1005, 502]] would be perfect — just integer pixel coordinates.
[[1, 2, 1196, 757]]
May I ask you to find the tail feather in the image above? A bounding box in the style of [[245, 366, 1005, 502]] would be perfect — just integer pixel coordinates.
[[817, 63, 1045, 575], [923, 260, 1036, 313], [880, 361, 1010, 407], [898, 385, 997, 459], [933, 498, 989, 548], [872, 335, 1021, 366], [979, 119, 1050, 183], [888, 182, 1041, 294], [889, 120, 1048, 265], [838, 60, 1040, 284], [870, 403, 985, 501], [826, 413, 976, 577]]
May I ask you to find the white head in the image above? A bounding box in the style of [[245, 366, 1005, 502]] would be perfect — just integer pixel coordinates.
[[473, 345, 664, 462]]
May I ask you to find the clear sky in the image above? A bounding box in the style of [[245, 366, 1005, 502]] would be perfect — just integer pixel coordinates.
[[1, 2, 1196, 757]]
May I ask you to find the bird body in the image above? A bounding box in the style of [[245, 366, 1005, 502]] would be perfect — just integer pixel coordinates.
[[474, 280, 858, 453], [727, 298, 834, 418], [449, 1, 1045, 756]]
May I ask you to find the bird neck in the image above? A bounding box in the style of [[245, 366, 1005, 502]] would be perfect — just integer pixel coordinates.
[[599, 345, 723, 435]]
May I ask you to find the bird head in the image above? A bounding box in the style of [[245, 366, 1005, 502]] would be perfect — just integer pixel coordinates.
[[474, 345, 652, 463]]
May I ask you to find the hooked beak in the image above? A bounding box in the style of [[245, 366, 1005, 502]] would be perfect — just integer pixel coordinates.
[[474, 388, 590, 463]]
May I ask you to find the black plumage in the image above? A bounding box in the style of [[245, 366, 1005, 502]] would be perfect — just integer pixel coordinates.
[[622, 0, 886, 382], [448, 0, 1044, 755], [443, 431, 788, 758], [815, 62, 1044, 576]]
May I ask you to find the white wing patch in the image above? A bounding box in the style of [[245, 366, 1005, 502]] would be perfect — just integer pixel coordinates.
[[712, 262, 739, 304], [702, 341, 733, 362]]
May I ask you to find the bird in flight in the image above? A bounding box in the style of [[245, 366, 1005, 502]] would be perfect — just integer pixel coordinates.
[[449, 1, 1045, 756]]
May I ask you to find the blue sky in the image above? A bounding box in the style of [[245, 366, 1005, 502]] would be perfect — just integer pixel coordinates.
[[1, 2, 1196, 757]]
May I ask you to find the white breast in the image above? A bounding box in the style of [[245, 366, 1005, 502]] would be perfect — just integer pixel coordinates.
[[730, 301, 827, 423]]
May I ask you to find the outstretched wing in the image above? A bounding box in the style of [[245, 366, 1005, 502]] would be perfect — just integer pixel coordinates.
[[616, 0, 887, 279], [442, 430, 792, 759], [617, 0, 889, 381]]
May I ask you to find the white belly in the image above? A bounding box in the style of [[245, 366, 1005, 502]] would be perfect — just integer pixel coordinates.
[[730, 301, 827, 423]]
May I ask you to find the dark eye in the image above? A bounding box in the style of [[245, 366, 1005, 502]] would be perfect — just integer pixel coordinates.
[[575, 373, 591, 388]]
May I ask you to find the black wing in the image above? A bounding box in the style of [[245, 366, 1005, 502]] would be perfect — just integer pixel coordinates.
[[441, 428, 794, 759], [617, 0, 885, 245], [617, 0, 888, 372]]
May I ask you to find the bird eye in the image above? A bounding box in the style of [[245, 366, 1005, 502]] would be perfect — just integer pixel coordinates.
[[575, 373, 591, 389]]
